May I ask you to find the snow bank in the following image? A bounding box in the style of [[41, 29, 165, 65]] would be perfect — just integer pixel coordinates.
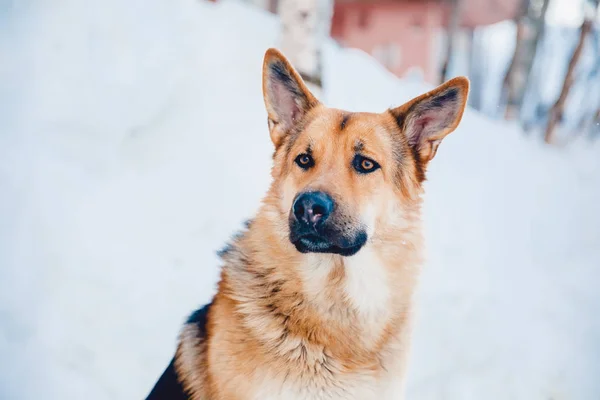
[[1, 0, 599, 399]]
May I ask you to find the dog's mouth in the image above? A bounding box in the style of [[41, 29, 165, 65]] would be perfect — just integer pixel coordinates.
[[288, 191, 367, 257], [291, 232, 367, 257]]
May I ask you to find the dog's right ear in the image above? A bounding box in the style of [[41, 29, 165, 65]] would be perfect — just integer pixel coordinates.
[[262, 48, 319, 148]]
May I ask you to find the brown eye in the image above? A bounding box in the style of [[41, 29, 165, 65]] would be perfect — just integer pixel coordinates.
[[295, 153, 314, 170], [353, 155, 380, 174]]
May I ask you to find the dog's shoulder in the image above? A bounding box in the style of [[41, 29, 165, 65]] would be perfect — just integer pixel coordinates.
[[146, 303, 213, 400]]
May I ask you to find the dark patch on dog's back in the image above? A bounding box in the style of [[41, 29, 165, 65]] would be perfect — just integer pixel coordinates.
[[217, 243, 233, 259], [186, 303, 212, 339], [217, 235, 242, 259], [145, 358, 190, 400], [146, 304, 213, 400], [217, 220, 253, 259]]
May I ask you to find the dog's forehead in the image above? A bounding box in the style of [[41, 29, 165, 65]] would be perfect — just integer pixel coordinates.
[[304, 108, 391, 143]]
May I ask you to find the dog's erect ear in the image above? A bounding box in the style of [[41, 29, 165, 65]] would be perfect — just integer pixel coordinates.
[[390, 77, 469, 163], [262, 48, 319, 148]]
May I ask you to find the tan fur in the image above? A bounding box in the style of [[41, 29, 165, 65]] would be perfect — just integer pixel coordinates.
[[174, 49, 469, 400]]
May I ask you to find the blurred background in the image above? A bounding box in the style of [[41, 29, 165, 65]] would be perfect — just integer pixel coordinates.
[[0, 0, 599, 399]]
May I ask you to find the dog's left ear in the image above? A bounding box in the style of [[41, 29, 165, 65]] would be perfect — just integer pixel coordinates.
[[390, 77, 469, 163], [262, 48, 319, 148]]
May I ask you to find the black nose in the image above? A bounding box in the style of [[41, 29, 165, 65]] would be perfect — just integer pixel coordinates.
[[292, 191, 334, 227]]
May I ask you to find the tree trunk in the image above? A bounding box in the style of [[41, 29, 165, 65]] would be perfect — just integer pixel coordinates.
[[278, 0, 334, 98], [545, 19, 594, 144], [502, 0, 530, 118], [578, 0, 600, 138], [468, 28, 485, 111], [440, 0, 463, 83], [503, 0, 550, 120], [593, 109, 600, 139]]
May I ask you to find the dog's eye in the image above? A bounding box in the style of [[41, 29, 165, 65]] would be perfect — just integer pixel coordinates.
[[353, 155, 380, 174], [295, 153, 314, 169], [361, 159, 374, 170]]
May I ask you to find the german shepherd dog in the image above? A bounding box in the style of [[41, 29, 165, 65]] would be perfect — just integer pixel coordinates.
[[146, 49, 469, 400]]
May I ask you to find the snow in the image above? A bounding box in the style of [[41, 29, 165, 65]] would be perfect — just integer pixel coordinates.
[[1, 0, 599, 399]]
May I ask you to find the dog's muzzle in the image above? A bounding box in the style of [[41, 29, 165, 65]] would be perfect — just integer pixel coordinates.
[[288, 191, 367, 257]]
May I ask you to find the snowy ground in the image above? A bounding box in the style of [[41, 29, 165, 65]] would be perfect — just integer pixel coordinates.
[[1, 1, 599, 399]]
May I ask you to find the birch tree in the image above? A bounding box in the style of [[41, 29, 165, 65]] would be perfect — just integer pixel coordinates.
[[545, 13, 594, 143], [440, 0, 464, 83], [503, 0, 550, 120], [502, 0, 530, 116], [278, 0, 334, 98]]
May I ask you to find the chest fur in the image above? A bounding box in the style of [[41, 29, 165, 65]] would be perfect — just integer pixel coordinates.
[[247, 362, 406, 400], [210, 324, 410, 400], [202, 242, 416, 400]]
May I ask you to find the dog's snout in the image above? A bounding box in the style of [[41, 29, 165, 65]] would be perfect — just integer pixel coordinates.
[[292, 192, 334, 227]]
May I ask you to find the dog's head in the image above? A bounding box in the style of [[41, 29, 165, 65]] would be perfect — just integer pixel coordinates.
[[262, 49, 468, 257]]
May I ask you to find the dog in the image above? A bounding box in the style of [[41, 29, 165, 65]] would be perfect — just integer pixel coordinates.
[[146, 48, 469, 400]]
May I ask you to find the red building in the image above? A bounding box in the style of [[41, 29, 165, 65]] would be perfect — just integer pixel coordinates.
[[331, 0, 521, 82]]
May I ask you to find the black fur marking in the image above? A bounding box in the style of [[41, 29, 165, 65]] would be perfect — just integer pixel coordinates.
[[145, 358, 190, 400], [186, 303, 212, 339], [217, 242, 233, 258], [410, 144, 426, 183], [268, 60, 318, 156], [146, 304, 213, 399], [270, 61, 304, 99], [394, 111, 405, 131], [340, 114, 350, 130], [428, 88, 458, 109], [353, 140, 364, 152], [394, 87, 459, 130], [217, 221, 252, 258], [389, 87, 460, 185]]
